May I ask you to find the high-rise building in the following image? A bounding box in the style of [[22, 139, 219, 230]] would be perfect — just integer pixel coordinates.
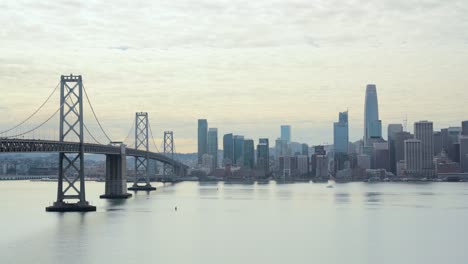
[[414, 121, 434, 177], [207, 128, 218, 169], [315, 155, 328, 178], [223, 133, 233, 166], [395, 131, 413, 165], [334, 111, 349, 154], [197, 119, 208, 164], [301, 143, 309, 156], [462, 121, 468, 136], [364, 84, 381, 145], [257, 141, 269, 174], [280, 125, 291, 143], [233, 135, 244, 167], [373, 142, 389, 171], [433, 131, 443, 156], [243, 139, 255, 169], [405, 139, 422, 176], [275, 138, 289, 158], [388, 124, 403, 174], [459, 136, 468, 173], [297, 155, 309, 176], [447, 127, 462, 161], [357, 154, 371, 169]]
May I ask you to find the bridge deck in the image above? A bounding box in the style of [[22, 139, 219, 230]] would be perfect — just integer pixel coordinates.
[[0, 138, 187, 169]]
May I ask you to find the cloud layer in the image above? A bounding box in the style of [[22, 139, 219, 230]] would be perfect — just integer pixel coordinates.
[[1, 0, 467, 152]]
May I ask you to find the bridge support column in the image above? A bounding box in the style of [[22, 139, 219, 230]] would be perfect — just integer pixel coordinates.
[[128, 112, 156, 191], [100, 145, 132, 199], [46, 74, 96, 212]]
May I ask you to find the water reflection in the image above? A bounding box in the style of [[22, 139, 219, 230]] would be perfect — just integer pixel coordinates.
[[334, 192, 350, 204], [365, 192, 382, 203]]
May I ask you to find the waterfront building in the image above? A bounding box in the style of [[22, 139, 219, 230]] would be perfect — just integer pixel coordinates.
[[414, 121, 434, 177], [460, 136, 468, 172], [297, 155, 309, 176], [315, 155, 328, 179], [388, 124, 403, 174], [395, 131, 413, 165], [364, 84, 381, 145], [357, 154, 371, 169], [301, 143, 309, 156], [373, 142, 389, 171], [405, 139, 422, 177], [207, 128, 218, 169], [223, 133, 233, 166], [334, 111, 349, 154], [197, 119, 208, 164], [233, 135, 244, 167], [257, 138, 269, 173], [433, 131, 443, 156], [243, 139, 255, 169]]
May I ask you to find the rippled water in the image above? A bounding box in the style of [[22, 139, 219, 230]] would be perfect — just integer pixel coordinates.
[[1, 181, 468, 264]]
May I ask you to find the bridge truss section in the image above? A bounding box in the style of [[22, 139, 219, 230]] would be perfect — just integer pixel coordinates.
[[163, 131, 175, 178]]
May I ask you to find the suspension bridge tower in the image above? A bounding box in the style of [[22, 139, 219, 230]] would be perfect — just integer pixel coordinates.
[[163, 131, 175, 179], [128, 112, 156, 191], [46, 74, 96, 212]]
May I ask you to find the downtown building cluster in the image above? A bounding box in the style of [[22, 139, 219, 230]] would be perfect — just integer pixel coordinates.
[[194, 84, 468, 182]]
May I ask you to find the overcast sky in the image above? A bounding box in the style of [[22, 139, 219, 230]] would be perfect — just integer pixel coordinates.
[[1, 0, 467, 152]]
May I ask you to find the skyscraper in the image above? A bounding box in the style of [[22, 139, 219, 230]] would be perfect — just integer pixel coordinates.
[[223, 133, 234, 166], [243, 139, 255, 169], [233, 135, 244, 167], [462, 121, 468, 136], [388, 124, 403, 174], [364, 84, 381, 145], [333, 111, 349, 153], [280, 125, 291, 143], [197, 119, 208, 164], [257, 140, 269, 174], [405, 139, 422, 176], [414, 121, 434, 177], [207, 128, 218, 169]]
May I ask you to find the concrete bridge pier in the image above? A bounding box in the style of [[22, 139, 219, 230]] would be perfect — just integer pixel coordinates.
[[100, 145, 132, 199]]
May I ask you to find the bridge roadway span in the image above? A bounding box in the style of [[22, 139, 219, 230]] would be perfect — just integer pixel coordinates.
[[0, 138, 187, 170]]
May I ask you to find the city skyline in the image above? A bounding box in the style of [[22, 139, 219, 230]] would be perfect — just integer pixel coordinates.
[[1, 1, 468, 152]]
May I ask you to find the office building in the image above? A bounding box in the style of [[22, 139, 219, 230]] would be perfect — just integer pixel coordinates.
[[223, 133, 233, 166], [207, 128, 218, 169], [395, 131, 413, 165], [460, 136, 468, 173], [388, 124, 403, 174], [405, 139, 422, 176], [301, 143, 309, 156], [414, 121, 434, 177], [257, 138, 269, 173], [373, 142, 389, 171], [364, 84, 382, 145], [334, 111, 349, 154], [281, 125, 291, 143], [233, 135, 244, 167], [433, 131, 443, 156], [197, 119, 208, 164], [243, 139, 255, 169]]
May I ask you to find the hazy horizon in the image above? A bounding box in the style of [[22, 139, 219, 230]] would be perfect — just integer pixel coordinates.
[[1, 0, 467, 152]]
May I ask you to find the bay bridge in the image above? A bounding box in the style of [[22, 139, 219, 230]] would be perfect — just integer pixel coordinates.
[[0, 74, 188, 212]]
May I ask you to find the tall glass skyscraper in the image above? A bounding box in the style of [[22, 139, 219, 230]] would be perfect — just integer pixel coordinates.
[[197, 119, 208, 164], [243, 139, 255, 169], [207, 128, 218, 168], [281, 125, 291, 143], [233, 135, 244, 167], [333, 111, 349, 153], [364, 84, 381, 144], [223, 133, 234, 166]]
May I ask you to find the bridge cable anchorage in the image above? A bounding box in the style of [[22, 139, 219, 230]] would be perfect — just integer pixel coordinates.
[[5, 102, 63, 139], [0, 81, 60, 135], [148, 122, 160, 153], [82, 84, 112, 142]]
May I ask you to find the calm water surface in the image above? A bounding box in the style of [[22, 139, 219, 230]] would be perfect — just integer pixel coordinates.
[[1, 181, 468, 264]]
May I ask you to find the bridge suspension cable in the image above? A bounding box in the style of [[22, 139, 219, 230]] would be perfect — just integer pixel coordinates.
[[4, 102, 63, 139], [0, 81, 60, 135], [148, 122, 160, 153], [123, 119, 135, 147], [82, 84, 112, 143]]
